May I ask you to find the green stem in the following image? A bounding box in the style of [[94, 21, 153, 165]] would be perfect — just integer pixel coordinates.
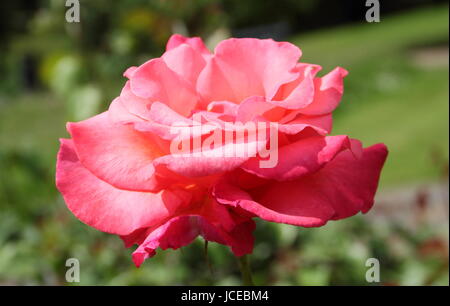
[[237, 255, 254, 286], [204, 240, 214, 277]]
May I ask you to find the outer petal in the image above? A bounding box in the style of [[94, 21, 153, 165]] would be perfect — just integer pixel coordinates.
[[297, 67, 348, 115], [166, 34, 211, 59], [197, 38, 301, 104], [272, 63, 322, 100], [120, 228, 150, 248], [68, 112, 163, 192], [214, 143, 388, 227], [269, 63, 320, 109], [241, 135, 359, 181], [55, 139, 190, 235], [123, 66, 138, 79], [131, 199, 255, 267], [132, 216, 255, 267]]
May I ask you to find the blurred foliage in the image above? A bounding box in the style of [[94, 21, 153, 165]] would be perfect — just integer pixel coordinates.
[[0, 1, 448, 285], [291, 5, 449, 185]]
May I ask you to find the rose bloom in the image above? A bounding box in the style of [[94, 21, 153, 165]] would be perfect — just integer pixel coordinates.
[[56, 35, 388, 267]]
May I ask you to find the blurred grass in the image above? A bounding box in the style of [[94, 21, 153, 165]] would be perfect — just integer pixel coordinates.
[[292, 5, 449, 70], [0, 93, 66, 165], [292, 4, 449, 187]]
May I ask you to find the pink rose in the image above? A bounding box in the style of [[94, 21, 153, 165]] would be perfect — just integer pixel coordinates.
[[56, 34, 388, 267]]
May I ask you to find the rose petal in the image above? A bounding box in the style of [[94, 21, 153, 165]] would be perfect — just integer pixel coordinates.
[[56, 139, 190, 235], [163, 43, 207, 86], [130, 58, 199, 117], [132, 214, 255, 267], [108, 97, 144, 124], [119, 81, 154, 120], [241, 135, 357, 181], [67, 112, 163, 192], [166, 34, 211, 59], [153, 139, 266, 177], [269, 63, 320, 109], [123, 66, 138, 79], [214, 143, 388, 227], [197, 38, 301, 105], [153, 124, 269, 177], [298, 67, 348, 115], [277, 114, 332, 136]]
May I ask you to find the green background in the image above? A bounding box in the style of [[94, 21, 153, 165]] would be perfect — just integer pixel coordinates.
[[0, 1, 448, 285]]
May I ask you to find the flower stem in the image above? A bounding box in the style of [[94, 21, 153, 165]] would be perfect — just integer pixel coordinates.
[[204, 240, 214, 277], [237, 255, 254, 286]]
